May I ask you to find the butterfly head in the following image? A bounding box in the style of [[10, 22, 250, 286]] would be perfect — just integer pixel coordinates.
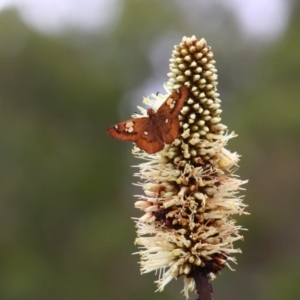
[[147, 108, 155, 116]]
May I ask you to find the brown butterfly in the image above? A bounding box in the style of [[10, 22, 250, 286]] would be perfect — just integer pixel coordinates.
[[107, 85, 189, 154]]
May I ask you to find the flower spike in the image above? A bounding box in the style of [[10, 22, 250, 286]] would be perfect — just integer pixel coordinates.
[[133, 36, 248, 299]]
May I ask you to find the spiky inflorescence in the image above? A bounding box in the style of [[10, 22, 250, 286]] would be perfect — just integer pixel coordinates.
[[133, 36, 248, 299]]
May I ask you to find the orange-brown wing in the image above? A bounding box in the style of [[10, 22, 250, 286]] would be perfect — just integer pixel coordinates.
[[135, 128, 164, 154], [159, 117, 180, 144], [107, 117, 164, 154], [107, 117, 148, 142], [156, 85, 189, 144], [156, 85, 189, 119]]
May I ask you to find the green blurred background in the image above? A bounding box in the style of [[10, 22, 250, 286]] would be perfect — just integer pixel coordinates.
[[0, 1, 299, 299]]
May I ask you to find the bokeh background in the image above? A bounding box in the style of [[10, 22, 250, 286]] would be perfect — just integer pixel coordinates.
[[0, 0, 299, 299]]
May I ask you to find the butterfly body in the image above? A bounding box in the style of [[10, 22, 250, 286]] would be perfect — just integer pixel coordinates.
[[107, 85, 188, 153]]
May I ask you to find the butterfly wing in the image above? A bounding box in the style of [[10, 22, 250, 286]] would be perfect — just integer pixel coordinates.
[[135, 129, 164, 154], [107, 117, 164, 153], [107, 118, 147, 142], [156, 85, 189, 144], [159, 117, 180, 144], [157, 85, 189, 118]]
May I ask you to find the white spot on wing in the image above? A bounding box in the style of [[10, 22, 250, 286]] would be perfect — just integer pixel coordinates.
[[125, 121, 135, 133], [166, 96, 176, 110], [166, 97, 174, 106]]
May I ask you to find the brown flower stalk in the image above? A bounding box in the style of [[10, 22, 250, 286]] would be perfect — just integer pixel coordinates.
[[133, 36, 248, 299]]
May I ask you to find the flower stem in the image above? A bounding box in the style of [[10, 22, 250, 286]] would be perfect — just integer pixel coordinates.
[[192, 268, 213, 300]]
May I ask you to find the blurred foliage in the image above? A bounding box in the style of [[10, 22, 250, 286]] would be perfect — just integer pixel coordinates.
[[0, 1, 299, 299]]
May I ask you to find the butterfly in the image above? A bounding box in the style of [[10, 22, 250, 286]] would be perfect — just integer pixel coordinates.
[[107, 85, 189, 154]]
